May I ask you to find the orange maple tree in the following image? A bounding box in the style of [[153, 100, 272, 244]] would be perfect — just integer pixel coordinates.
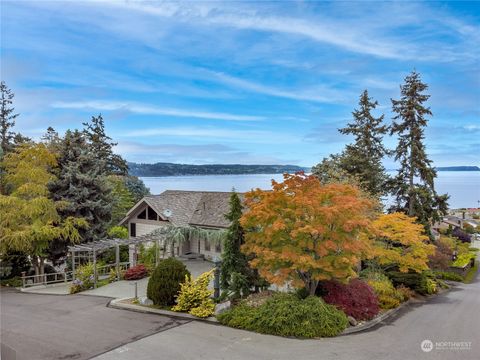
[[370, 212, 434, 273], [240, 172, 376, 295]]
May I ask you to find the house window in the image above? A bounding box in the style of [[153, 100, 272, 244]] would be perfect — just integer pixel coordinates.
[[204, 239, 211, 251], [215, 242, 221, 253], [147, 206, 158, 220], [137, 209, 146, 219], [130, 223, 136, 237]]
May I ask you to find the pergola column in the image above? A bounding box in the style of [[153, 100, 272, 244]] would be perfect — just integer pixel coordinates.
[[155, 238, 159, 266], [93, 248, 97, 289], [71, 249, 76, 280], [115, 244, 120, 281]]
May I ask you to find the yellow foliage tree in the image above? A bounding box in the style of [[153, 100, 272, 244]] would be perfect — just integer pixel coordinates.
[[370, 212, 434, 273], [0, 143, 87, 277], [240, 172, 376, 295]]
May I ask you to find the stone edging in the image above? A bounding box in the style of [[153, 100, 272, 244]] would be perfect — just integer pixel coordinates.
[[341, 299, 411, 335], [108, 297, 219, 324]]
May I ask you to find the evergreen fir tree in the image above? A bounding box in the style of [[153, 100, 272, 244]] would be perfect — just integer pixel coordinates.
[[83, 114, 128, 175], [124, 175, 150, 202], [338, 90, 389, 197], [221, 192, 247, 289], [389, 70, 448, 231], [49, 130, 112, 244], [41, 126, 63, 155], [0, 81, 19, 155]]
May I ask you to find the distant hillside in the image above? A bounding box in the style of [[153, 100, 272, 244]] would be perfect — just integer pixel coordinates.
[[128, 162, 308, 177], [436, 166, 480, 172]]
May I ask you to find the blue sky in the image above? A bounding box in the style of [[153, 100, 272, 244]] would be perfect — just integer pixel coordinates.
[[1, 0, 479, 168]]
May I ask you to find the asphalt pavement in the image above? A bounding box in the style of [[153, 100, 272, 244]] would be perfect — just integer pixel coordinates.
[[0, 290, 189, 360]]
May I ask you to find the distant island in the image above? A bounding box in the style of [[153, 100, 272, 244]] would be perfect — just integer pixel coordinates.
[[128, 162, 308, 177], [436, 166, 480, 172]]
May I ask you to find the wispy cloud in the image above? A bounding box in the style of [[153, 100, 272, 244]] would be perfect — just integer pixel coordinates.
[[98, 1, 408, 60], [124, 126, 301, 144], [51, 101, 264, 122], [211, 72, 350, 104]]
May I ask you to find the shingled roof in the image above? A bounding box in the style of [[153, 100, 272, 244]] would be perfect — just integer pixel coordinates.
[[122, 190, 242, 229]]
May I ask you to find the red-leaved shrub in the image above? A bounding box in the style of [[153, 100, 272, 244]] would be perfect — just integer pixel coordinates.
[[320, 279, 379, 321], [124, 264, 147, 280]]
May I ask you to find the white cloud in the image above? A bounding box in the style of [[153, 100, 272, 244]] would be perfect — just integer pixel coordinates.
[[99, 1, 406, 60], [124, 126, 301, 144], [51, 100, 264, 122], [211, 72, 350, 104]]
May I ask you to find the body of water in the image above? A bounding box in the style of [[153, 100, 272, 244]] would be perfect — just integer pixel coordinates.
[[141, 171, 480, 209]]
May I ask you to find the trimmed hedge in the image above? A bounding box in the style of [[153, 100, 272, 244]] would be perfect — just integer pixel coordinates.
[[320, 279, 379, 321], [147, 258, 190, 306], [217, 293, 348, 338]]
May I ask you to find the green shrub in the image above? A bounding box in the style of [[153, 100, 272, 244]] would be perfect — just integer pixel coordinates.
[[217, 293, 348, 338], [147, 258, 190, 306], [70, 263, 95, 294], [0, 276, 22, 287], [366, 278, 400, 309], [451, 252, 476, 268], [395, 285, 415, 301], [433, 271, 464, 282], [172, 270, 215, 318], [362, 270, 407, 309], [138, 243, 159, 273], [386, 271, 437, 295]]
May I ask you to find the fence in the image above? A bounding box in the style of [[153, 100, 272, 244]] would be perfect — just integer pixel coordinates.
[[20, 262, 132, 288], [21, 271, 74, 288]]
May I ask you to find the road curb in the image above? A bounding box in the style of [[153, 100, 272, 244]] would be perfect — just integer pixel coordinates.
[[341, 299, 411, 335], [108, 297, 219, 324]]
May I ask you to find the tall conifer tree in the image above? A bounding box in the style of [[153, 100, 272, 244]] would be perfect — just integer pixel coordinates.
[[83, 115, 128, 175], [389, 71, 448, 230], [0, 81, 19, 155], [49, 130, 112, 243], [338, 90, 389, 197], [220, 191, 249, 291]]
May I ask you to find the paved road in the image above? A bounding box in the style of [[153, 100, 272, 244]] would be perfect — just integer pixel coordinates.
[[0, 290, 189, 360], [95, 273, 480, 360]]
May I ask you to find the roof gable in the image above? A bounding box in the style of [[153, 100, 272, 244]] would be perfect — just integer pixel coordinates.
[[120, 190, 241, 228]]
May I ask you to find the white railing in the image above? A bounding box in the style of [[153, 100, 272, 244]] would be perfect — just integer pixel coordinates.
[[96, 262, 130, 277], [21, 271, 74, 288]]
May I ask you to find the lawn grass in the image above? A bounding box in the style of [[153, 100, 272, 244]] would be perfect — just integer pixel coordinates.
[[463, 261, 478, 284]]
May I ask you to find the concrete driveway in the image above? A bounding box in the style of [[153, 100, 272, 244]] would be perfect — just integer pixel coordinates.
[[0, 290, 189, 360]]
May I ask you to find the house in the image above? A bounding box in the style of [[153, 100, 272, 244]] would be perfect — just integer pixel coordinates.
[[120, 190, 239, 262]]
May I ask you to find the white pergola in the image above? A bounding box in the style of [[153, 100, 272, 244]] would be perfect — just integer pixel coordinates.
[[68, 233, 166, 288]]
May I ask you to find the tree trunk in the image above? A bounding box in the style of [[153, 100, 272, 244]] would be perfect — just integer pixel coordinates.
[[308, 280, 319, 296], [408, 136, 415, 216], [32, 256, 45, 284]]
